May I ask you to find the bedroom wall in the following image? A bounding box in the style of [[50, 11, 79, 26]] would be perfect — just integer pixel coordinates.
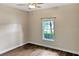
[[0, 4, 79, 55], [0, 5, 29, 54], [29, 4, 79, 54]]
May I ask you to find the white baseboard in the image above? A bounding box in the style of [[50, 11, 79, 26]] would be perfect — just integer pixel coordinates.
[[29, 41, 79, 55], [0, 41, 78, 55], [0, 42, 28, 54]]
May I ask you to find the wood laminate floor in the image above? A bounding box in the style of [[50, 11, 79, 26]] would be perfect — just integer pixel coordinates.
[[1, 43, 78, 56]]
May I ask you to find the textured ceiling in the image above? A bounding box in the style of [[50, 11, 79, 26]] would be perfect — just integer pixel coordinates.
[[1, 3, 71, 12]]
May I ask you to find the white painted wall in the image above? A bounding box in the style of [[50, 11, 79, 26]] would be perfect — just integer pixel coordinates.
[[0, 5, 28, 54], [29, 4, 79, 54], [0, 24, 24, 54]]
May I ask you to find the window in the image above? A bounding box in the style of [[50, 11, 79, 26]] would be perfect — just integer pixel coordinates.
[[42, 17, 55, 41]]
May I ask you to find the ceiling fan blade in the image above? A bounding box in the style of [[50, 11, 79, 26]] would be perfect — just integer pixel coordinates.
[[37, 3, 44, 4], [36, 6, 41, 8], [16, 4, 26, 6]]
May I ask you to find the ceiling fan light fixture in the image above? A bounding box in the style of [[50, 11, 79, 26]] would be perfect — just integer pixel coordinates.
[[29, 4, 36, 8]]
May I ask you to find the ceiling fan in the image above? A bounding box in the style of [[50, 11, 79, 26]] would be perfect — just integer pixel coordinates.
[[16, 3, 44, 9], [28, 3, 44, 9]]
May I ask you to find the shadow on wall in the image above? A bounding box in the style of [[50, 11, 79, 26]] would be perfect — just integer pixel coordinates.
[[0, 24, 24, 54]]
